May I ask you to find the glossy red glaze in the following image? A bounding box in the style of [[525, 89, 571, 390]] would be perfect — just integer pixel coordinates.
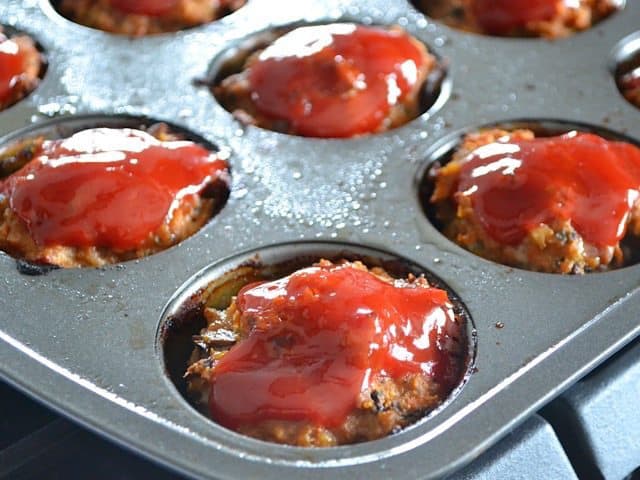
[[108, 0, 178, 16], [247, 24, 427, 138], [209, 263, 460, 429], [456, 132, 640, 247], [1, 128, 228, 250], [0, 34, 29, 105], [471, 0, 561, 34], [622, 67, 640, 91]]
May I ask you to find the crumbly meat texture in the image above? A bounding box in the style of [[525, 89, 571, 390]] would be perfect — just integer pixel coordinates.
[[430, 129, 640, 274], [0, 195, 215, 268], [214, 30, 436, 136], [417, 0, 618, 38], [185, 260, 464, 447], [57, 0, 246, 36], [0, 125, 226, 268], [0, 30, 43, 111]]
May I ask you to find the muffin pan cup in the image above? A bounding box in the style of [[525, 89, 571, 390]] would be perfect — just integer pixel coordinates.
[[1, 0, 639, 479]]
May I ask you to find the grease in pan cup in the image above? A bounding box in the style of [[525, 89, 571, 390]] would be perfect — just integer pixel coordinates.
[[50, 0, 246, 36], [418, 121, 640, 274], [0, 116, 230, 269], [411, 0, 623, 38], [209, 22, 448, 138], [160, 243, 474, 447], [0, 25, 46, 112]]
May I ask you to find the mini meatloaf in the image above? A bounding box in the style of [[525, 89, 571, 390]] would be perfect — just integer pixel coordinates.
[[619, 61, 640, 109], [0, 28, 43, 111], [214, 23, 438, 138], [0, 124, 230, 268], [430, 128, 640, 273], [416, 0, 619, 38], [57, 0, 245, 36], [185, 259, 467, 446]]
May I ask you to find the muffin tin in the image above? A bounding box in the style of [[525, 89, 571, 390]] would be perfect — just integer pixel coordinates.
[[1, 0, 639, 479]]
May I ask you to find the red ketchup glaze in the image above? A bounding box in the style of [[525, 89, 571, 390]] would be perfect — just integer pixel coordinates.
[[108, 0, 178, 16], [0, 128, 228, 250], [209, 263, 460, 430], [471, 0, 561, 35], [622, 67, 640, 91], [0, 34, 29, 105], [247, 24, 427, 138], [456, 132, 640, 247]]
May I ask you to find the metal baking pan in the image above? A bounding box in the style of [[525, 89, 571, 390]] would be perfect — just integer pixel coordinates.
[[1, 0, 639, 478]]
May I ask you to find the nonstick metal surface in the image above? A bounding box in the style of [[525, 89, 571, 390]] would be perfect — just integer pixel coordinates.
[[1, 1, 639, 479]]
